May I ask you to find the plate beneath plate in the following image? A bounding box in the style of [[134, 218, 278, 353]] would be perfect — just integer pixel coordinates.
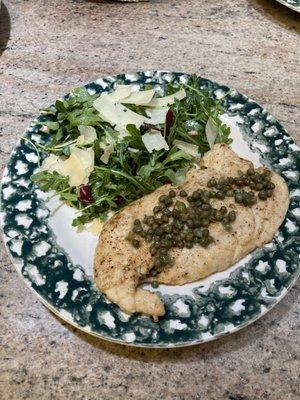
[[1, 71, 299, 347]]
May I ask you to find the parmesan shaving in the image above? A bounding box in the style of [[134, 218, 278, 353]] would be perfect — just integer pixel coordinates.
[[142, 130, 169, 153], [39, 154, 63, 172], [173, 139, 199, 157], [205, 117, 218, 149], [93, 94, 151, 129], [100, 143, 114, 164], [121, 89, 156, 105], [145, 88, 186, 108], [146, 108, 169, 124], [108, 85, 132, 101], [57, 147, 94, 187], [77, 125, 97, 145]]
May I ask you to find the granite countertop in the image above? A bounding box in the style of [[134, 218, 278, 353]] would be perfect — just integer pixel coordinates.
[[0, 1, 299, 399]]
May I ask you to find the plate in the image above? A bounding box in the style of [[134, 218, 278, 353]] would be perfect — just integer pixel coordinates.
[[275, 0, 300, 12], [1, 71, 299, 348]]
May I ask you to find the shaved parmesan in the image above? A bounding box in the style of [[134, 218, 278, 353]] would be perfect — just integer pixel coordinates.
[[146, 88, 186, 108], [100, 143, 114, 164], [93, 94, 150, 129], [77, 125, 97, 145], [39, 154, 62, 172], [205, 117, 218, 149], [121, 89, 156, 105], [58, 147, 94, 187], [146, 108, 169, 125], [142, 130, 169, 153], [108, 85, 132, 101], [58, 154, 86, 187], [173, 140, 199, 157]]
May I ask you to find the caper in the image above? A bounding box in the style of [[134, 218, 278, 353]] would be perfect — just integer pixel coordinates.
[[153, 206, 160, 214], [132, 239, 141, 248], [172, 209, 180, 218], [155, 227, 164, 236], [266, 189, 273, 198], [209, 191, 217, 198], [201, 218, 209, 227], [193, 219, 202, 228], [235, 193, 244, 203], [174, 220, 183, 229], [220, 206, 227, 214], [187, 195, 194, 202], [222, 215, 229, 223], [226, 190, 234, 197], [215, 211, 223, 221], [179, 189, 187, 197], [255, 183, 263, 191], [192, 191, 200, 200], [185, 231, 194, 240], [150, 244, 159, 255], [202, 228, 209, 237], [201, 204, 210, 211], [160, 239, 172, 249], [145, 234, 153, 243], [132, 226, 143, 234], [169, 190, 176, 198], [216, 191, 225, 199], [193, 228, 203, 238], [207, 178, 217, 188], [151, 281, 159, 288], [177, 240, 184, 249], [180, 214, 188, 222], [164, 197, 173, 206], [258, 190, 268, 200], [134, 219, 141, 226], [246, 168, 255, 176], [200, 210, 209, 219], [162, 208, 172, 217], [165, 233, 173, 241], [162, 215, 169, 223], [228, 210, 236, 222], [158, 195, 168, 204], [201, 238, 210, 247], [175, 201, 187, 213], [266, 182, 275, 190], [228, 177, 235, 184]]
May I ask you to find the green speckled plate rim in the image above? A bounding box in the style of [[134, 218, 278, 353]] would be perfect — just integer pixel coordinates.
[[275, 0, 300, 12], [1, 71, 299, 348]]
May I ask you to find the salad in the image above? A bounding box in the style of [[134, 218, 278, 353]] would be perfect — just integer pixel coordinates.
[[26, 75, 232, 231]]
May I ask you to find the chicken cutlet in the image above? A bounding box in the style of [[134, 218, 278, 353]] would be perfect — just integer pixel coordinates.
[[94, 144, 289, 317]]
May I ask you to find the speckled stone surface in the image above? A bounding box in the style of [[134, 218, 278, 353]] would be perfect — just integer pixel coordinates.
[[0, 1, 299, 399]]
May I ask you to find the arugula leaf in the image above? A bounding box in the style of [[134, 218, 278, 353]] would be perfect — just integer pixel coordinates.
[[124, 124, 146, 151]]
